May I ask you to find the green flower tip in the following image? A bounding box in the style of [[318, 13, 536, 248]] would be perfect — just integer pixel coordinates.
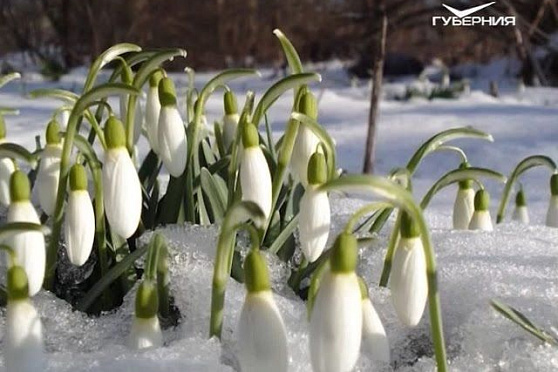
[[224, 91, 238, 115], [0, 115, 6, 140], [299, 90, 318, 120], [69, 164, 88, 191], [307, 151, 327, 185], [135, 280, 159, 319], [330, 232, 358, 274], [46, 120, 61, 145], [9, 170, 30, 202], [242, 123, 260, 148], [458, 161, 472, 190], [8, 265, 29, 301], [474, 189, 490, 211], [515, 188, 527, 207], [400, 211, 420, 239], [158, 77, 177, 107], [551, 174, 558, 196], [104, 116, 126, 149], [358, 277, 369, 300], [149, 70, 164, 88], [244, 249, 271, 293]]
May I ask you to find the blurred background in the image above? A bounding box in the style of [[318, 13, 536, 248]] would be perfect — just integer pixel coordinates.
[[0, 0, 556, 85]]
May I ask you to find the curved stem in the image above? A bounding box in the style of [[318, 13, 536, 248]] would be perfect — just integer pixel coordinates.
[[345, 201, 393, 233], [379, 210, 401, 287]]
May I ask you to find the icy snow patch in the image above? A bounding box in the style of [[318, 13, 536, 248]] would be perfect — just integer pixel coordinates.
[[1, 201, 558, 371]]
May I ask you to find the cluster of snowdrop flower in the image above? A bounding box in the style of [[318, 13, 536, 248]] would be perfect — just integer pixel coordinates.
[[1, 33, 558, 372]]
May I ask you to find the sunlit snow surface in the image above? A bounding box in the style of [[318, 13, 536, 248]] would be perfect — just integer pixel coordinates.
[[1, 198, 558, 371], [0, 63, 557, 370]]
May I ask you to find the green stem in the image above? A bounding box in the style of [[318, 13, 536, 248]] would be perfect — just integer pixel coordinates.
[[345, 201, 393, 233], [379, 211, 401, 287]]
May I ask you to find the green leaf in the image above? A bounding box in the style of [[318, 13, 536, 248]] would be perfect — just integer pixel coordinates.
[[201, 168, 227, 222], [496, 155, 557, 223], [421, 167, 506, 209], [133, 48, 187, 89], [83, 43, 142, 92], [138, 150, 160, 185], [406, 127, 493, 173], [29, 88, 79, 103], [432, 145, 468, 163], [491, 300, 558, 345], [214, 122, 226, 157], [72, 134, 101, 165], [76, 243, 149, 312], [253, 73, 322, 127], [0, 72, 21, 90], [268, 215, 299, 254], [290, 112, 336, 179], [273, 29, 304, 74], [0, 143, 38, 167]]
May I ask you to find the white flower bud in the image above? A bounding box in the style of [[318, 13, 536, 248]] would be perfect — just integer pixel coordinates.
[[453, 188, 474, 230], [36, 144, 62, 216], [299, 185, 330, 262], [128, 316, 163, 350], [145, 85, 161, 153], [64, 190, 95, 266], [0, 157, 15, 207], [223, 113, 239, 150], [240, 147, 272, 220], [512, 205, 529, 225], [237, 291, 288, 372], [468, 211, 493, 231], [361, 297, 390, 364], [390, 236, 428, 327], [5, 299, 44, 372], [291, 126, 320, 187]]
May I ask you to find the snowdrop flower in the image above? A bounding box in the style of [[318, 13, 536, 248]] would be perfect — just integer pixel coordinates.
[[145, 71, 163, 153], [64, 164, 95, 266], [222, 90, 240, 150], [158, 77, 187, 177], [7, 170, 45, 296], [512, 188, 529, 225], [120, 65, 143, 145], [5, 265, 44, 372], [36, 120, 62, 215], [452, 162, 474, 230], [291, 91, 320, 186], [128, 280, 163, 350], [58, 108, 70, 130], [102, 117, 142, 239], [240, 122, 272, 220], [299, 152, 330, 262], [545, 174, 558, 228], [359, 278, 390, 364], [468, 189, 493, 231], [390, 212, 427, 327], [237, 249, 288, 372], [310, 232, 362, 372], [0, 119, 15, 207]]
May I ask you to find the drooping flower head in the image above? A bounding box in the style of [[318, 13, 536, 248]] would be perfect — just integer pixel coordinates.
[[145, 70, 164, 153], [157, 77, 187, 177], [468, 189, 493, 231], [452, 161, 475, 230], [237, 249, 288, 372], [310, 232, 362, 372], [0, 114, 15, 207], [64, 163, 95, 266], [545, 174, 558, 227], [512, 187, 529, 225], [128, 280, 163, 350], [37, 119, 62, 215], [291, 90, 320, 186], [359, 277, 390, 364], [222, 90, 240, 151], [102, 116, 142, 239], [299, 151, 330, 262]]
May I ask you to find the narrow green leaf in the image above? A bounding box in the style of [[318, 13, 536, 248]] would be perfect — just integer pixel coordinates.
[[253, 73, 322, 126], [201, 168, 227, 222], [268, 215, 299, 254], [0, 72, 21, 90], [0, 143, 38, 167], [133, 49, 187, 89], [273, 29, 304, 74], [29, 88, 79, 103]]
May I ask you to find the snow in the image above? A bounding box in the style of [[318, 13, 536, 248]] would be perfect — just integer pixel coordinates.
[[0, 61, 557, 370]]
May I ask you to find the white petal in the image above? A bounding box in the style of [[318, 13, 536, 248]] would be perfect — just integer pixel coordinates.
[[237, 291, 288, 372], [545, 196, 558, 228], [36, 145, 62, 216], [452, 188, 474, 230], [361, 298, 390, 364], [128, 316, 163, 350], [291, 126, 320, 187], [59, 110, 70, 130], [7, 202, 45, 296], [133, 100, 144, 145], [240, 147, 272, 220], [64, 191, 95, 266], [310, 270, 362, 372], [390, 237, 428, 327], [468, 210, 493, 231], [223, 113, 239, 150], [103, 148, 142, 238], [512, 205, 529, 225], [299, 187, 330, 262], [145, 86, 161, 153], [0, 157, 15, 206], [6, 299, 44, 372], [158, 106, 187, 177]]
